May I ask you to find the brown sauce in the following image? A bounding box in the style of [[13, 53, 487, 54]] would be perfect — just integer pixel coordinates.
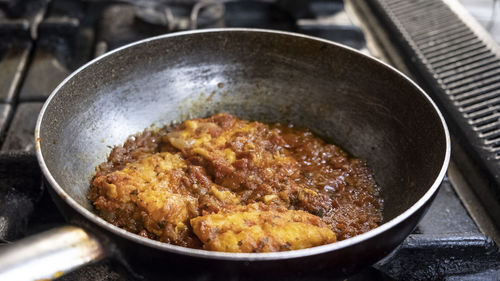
[[89, 113, 383, 252]]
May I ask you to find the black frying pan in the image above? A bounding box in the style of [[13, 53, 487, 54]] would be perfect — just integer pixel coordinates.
[[0, 29, 450, 280]]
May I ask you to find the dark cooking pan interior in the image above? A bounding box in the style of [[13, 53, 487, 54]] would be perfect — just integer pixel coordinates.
[[38, 29, 447, 248]]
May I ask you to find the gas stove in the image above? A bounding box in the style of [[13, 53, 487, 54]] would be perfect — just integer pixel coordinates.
[[0, 0, 499, 280]]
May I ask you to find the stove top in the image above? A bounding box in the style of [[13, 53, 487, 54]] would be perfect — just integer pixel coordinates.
[[0, 0, 499, 280]]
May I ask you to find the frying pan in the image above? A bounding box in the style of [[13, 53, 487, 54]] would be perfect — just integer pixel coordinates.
[[0, 29, 450, 280]]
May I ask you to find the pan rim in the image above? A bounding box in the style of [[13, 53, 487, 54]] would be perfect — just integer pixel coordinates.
[[35, 27, 451, 261]]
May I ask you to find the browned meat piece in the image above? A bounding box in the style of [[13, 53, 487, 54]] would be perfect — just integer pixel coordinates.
[[165, 114, 304, 206], [191, 203, 336, 252], [90, 152, 201, 247]]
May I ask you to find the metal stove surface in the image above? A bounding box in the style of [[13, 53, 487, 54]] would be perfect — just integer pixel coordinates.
[[0, 0, 499, 280]]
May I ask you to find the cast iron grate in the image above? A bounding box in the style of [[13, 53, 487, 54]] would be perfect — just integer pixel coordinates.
[[368, 0, 500, 202]]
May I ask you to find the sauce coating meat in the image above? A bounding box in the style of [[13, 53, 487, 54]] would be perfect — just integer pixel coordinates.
[[89, 113, 383, 252]]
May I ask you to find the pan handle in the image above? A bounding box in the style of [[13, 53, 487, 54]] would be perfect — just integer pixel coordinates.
[[0, 225, 107, 281]]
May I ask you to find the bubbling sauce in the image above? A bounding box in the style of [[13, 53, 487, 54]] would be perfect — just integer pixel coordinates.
[[89, 113, 383, 252]]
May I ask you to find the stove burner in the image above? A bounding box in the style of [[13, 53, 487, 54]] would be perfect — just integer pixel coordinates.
[[132, 1, 224, 31]]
